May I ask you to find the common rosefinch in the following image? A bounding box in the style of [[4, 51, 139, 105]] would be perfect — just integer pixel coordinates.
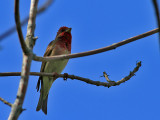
[[36, 26, 72, 114]]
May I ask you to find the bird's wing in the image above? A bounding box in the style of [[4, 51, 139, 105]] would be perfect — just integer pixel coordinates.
[[36, 39, 58, 91], [40, 40, 55, 72]]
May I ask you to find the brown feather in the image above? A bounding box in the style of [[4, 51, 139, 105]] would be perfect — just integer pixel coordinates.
[[36, 27, 72, 115], [41, 39, 58, 72], [36, 39, 58, 92]]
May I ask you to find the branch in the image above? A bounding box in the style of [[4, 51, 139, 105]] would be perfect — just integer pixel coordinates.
[[152, 0, 160, 49], [8, 0, 39, 119], [14, 0, 29, 55], [0, 97, 12, 107], [103, 61, 141, 87], [33, 28, 159, 62], [0, 61, 142, 87], [0, 0, 54, 42]]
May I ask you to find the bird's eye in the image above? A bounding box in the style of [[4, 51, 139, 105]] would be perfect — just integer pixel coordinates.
[[61, 29, 65, 32]]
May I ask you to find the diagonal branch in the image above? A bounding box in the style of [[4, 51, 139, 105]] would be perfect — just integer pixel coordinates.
[[152, 0, 160, 49], [0, 0, 54, 42], [33, 28, 159, 62], [14, 0, 29, 55], [0, 97, 12, 107], [0, 61, 142, 88]]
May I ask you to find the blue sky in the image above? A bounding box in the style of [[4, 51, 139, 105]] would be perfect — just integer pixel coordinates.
[[0, 0, 160, 120]]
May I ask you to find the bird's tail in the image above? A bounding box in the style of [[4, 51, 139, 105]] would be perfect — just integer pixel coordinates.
[[36, 91, 48, 115]]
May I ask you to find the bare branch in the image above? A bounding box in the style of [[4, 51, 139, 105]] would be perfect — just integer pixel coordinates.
[[0, 0, 54, 42], [0, 97, 12, 107], [116, 61, 141, 85], [103, 61, 141, 87], [8, 0, 39, 119], [37, 0, 53, 14], [152, 0, 160, 49], [0, 61, 142, 87], [103, 72, 112, 82], [14, 0, 29, 55], [33, 28, 159, 62]]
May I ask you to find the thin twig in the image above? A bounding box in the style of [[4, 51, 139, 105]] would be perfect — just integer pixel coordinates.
[[8, 0, 39, 119], [0, 0, 54, 42], [0, 61, 142, 87], [14, 0, 29, 55], [103, 72, 112, 82], [0, 97, 12, 107], [116, 61, 141, 85], [152, 0, 160, 49], [33, 28, 159, 62], [103, 61, 141, 87]]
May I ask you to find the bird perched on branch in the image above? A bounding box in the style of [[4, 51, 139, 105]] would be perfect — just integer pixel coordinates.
[[36, 26, 72, 114]]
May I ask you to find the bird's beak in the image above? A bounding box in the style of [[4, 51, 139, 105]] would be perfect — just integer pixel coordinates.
[[66, 28, 72, 33]]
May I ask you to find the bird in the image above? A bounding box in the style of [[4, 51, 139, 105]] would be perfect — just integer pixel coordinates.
[[36, 26, 72, 114]]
